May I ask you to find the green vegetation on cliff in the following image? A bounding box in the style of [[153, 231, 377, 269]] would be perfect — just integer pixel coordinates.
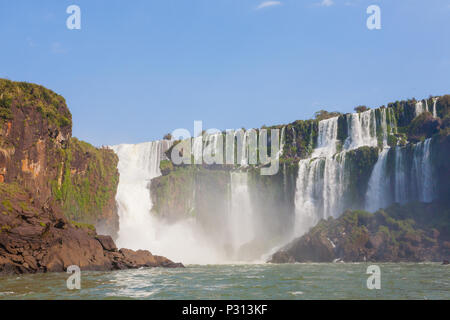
[[0, 79, 71, 128], [51, 138, 119, 230]]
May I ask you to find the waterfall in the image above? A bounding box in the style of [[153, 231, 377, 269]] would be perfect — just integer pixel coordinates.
[[111, 141, 171, 249], [112, 140, 223, 264], [312, 117, 339, 157], [432, 97, 438, 118], [344, 109, 378, 150], [411, 139, 434, 202], [294, 108, 394, 236], [292, 127, 296, 146], [294, 117, 347, 235], [365, 138, 435, 211], [229, 172, 254, 253], [394, 146, 408, 204], [415, 100, 425, 117], [365, 148, 390, 212]]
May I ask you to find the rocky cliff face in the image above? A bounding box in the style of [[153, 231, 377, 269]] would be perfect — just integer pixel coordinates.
[[0, 79, 119, 237], [0, 79, 184, 274], [0, 182, 182, 275]]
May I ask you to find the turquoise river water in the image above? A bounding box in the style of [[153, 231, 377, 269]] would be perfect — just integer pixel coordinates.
[[0, 263, 449, 300]]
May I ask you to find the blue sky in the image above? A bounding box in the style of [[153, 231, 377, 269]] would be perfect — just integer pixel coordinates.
[[0, 0, 449, 146]]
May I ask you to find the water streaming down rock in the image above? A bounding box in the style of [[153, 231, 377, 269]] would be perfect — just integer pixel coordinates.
[[365, 148, 391, 212], [294, 109, 391, 235], [415, 100, 425, 117], [365, 138, 435, 212], [344, 109, 378, 150], [432, 97, 438, 118], [111, 141, 172, 249], [294, 117, 346, 235], [229, 172, 254, 254]]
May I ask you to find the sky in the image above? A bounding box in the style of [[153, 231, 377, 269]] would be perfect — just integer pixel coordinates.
[[0, 0, 449, 146]]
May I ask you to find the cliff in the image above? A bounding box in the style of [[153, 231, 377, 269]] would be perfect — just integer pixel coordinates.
[[0, 79, 119, 237], [0, 79, 183, 274]]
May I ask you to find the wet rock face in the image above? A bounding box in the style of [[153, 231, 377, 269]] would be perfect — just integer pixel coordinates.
[[0, 186, 184, 275]]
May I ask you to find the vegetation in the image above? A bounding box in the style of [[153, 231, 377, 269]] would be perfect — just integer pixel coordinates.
[[354, 105, 370, 113], [314, 110, 341, 121], [51, 138, 119, 225], [0, 78, 72, 128]]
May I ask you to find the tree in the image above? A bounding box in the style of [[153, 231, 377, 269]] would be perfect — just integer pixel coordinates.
[[314, 110, 341, 121], [354, 105, 370, 113], [163, 133, 172, 140]]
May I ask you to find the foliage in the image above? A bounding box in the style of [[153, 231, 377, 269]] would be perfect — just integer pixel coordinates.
[[51, 138, 119, 225], [354, 105, 370, 113], [0, 78, 72, 128], [314, 110, 341, 121]]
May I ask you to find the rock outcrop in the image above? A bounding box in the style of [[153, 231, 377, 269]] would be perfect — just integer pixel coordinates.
[[0, 183, 183, 275], [269, 202, 450, 263]]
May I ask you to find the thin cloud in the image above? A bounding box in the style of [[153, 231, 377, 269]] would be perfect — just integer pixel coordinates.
[[317, 0, 334, 7], [51, 42, 67, 54], [256, 1, 282, 10]]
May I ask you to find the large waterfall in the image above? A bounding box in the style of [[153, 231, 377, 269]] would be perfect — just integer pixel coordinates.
[[110, 103, 439, 264], [112, 140, 224, 264], [229, 172, 254, 254], [294, 109, 391, 235]]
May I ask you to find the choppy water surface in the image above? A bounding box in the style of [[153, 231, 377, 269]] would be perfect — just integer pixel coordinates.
[[0, 263, 448, 300]]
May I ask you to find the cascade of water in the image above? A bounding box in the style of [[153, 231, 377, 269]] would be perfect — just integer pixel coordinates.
[[388, 107, 398, 134], [394, 146, 408, 204], [192, 135, 203, 164], [432, 97, 438, 118], [312, 117, 339, 157], [411, 139, 434, 202], [112, 140, 223, 264], [415, 101, 425, 117], [294, 152, 347, 235], [365, 138, 435, 211], [380, 108, 388, 147], [229, 172, 254, 252], [294, 108, 395, 236], [365, 148, 390, 212], [111, 141, 172, 249], [294, 116, 348, 235], [344, 109, 378, 150], [292, 127, 296, 146]]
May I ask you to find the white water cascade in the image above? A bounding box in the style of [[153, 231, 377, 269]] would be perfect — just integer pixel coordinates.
[[229, 172, 254, 253], [294, 109, 390, 236], [365, 138, 435, 212], [432, 97, 438, 118], [112, 140, 224, 264]]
